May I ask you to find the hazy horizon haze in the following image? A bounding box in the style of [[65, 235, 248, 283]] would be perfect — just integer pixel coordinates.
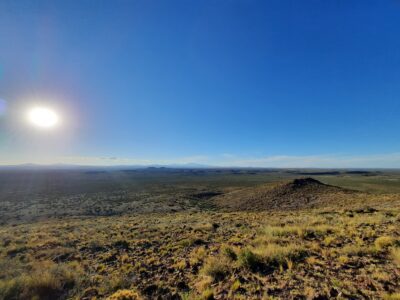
[[1, 0, 400, 167]]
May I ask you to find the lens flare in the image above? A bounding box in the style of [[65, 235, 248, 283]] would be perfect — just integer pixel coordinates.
[[0, 99, 6, 116], [28, 107, 59, 128]]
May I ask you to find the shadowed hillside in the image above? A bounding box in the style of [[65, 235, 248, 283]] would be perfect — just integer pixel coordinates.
[[213, 178, 358, 211]]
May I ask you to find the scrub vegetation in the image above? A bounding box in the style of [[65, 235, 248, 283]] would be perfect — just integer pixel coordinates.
[[0, 168, 399, 299]]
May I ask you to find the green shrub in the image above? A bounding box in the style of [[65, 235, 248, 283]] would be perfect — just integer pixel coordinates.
[[238, 249, 262, 271], [222, 245, 237, 261]]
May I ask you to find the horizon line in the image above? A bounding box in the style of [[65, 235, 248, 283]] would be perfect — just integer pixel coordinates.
[[1, 162, 400, 170]]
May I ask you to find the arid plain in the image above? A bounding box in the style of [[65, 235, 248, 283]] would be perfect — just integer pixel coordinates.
[[0, 168, 399, 300]]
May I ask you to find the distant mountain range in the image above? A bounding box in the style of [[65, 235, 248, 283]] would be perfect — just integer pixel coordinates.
[[0, 162, 215, 170], [0, 163, 399, 173]]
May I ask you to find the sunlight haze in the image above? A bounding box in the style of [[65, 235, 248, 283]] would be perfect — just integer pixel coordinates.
[[0, 0, 399, 167], [1, 2, 400, 299]]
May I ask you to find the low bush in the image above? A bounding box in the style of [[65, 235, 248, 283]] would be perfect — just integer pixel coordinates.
[[0, 262, 78, 300], [221, 245, 237, 261], [238, 248, 262, 271], [253, 243, 307, 267], [238, 243, 307, 272], [201, 256, 230, 282], [190, 246, 207, 265]]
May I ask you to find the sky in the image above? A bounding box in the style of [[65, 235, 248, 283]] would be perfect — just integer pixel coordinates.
[[0, 0, 400, 168]]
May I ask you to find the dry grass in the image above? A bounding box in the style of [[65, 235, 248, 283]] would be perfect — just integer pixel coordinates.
[[383, 293, 400, 300], [107, 289, 142, 300], [0, 206, 399, 299], [201, 256, 230, 282], [392, 247, 400, 267], [0, 262, 79, 300], [189, 246, 207, 265], [340, 244, 378, 257], [375, 236, 396, 250], [252, 243, 307, 267]]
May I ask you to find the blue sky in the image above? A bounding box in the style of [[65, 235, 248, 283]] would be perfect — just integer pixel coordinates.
[[0, 0, 400, 167]]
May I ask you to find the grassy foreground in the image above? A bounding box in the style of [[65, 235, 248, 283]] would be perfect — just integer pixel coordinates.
[[1, 207, 399, 299], [1, 169, 400, 299]]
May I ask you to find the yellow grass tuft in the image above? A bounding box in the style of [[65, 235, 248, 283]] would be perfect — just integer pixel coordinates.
[[375, 236, 396, 250], [107, 289, 142, 300], [391, 247, 400, 267], [201, 256, 230, 282]]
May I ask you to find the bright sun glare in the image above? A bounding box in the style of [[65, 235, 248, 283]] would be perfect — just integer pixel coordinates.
[[28, 107, 59, 129]]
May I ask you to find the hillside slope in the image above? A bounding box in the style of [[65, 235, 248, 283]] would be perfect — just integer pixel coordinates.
[[212, 178, 358, 211]]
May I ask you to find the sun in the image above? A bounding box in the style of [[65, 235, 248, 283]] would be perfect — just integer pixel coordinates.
[[28, 107, 60, 129]]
